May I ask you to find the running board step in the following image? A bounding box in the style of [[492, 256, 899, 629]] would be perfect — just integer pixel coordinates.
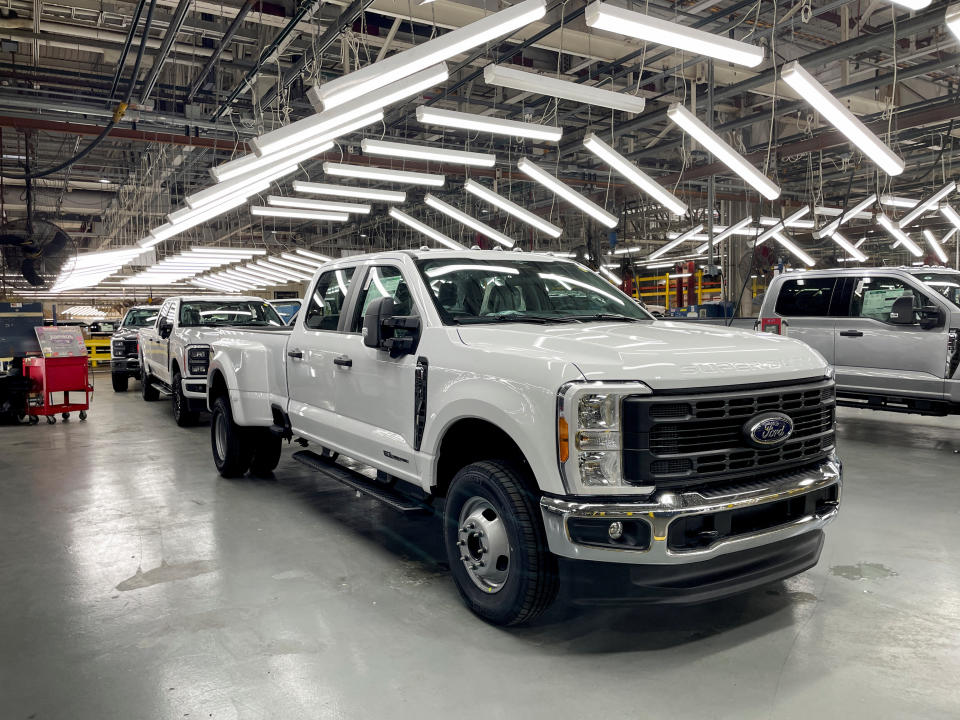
[[151, 382, 171, 396], [292, 450, 430, 514]]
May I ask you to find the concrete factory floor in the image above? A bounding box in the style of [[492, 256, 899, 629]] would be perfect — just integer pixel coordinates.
[[1, 376, 959, 720]]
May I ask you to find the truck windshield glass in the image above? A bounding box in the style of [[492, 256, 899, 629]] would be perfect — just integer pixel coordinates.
[[913, 272, 960, 309], [122, 308, 159, 327], [416, 257, 652, 324], [179, 301, 283, 327], [271, 300, 301, 324]]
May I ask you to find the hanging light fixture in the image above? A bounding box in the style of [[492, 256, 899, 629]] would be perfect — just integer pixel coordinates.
[[424, 194, 515, 247], [831, 231, 868, 262], [948, 4, 960, 42], [649, 224, 705, 260], [361, 139, 496, 167], [141, 195, 248, 248], [483, 64, 646, 113], [416, 106, 562, 142], [694, 217, 754, 255], [877, 214, 923, 257], [250, 207, 350, 222], [814, 195, 878, 238], [771, 231, 816, 266], [323, 162, 445, 187], [518, 158, 618, 228], [292, 181, 405, 203], [389, 207, 466, 250], [463, 179, 562, 237], [897, 181, 957, 228], [922, 230, 950, 264], [267, 195, 370, 215]]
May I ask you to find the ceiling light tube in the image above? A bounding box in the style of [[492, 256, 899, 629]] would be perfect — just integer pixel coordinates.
[[831, 231, 868, 262], [264, 257, 318, 273], [295, 249, 333, 262], [484, 64, 646, 113], [667, 103, 780, 200], [599, 266, 622, 284], [518, 158, 618, 228], [361, 139, 496, 167], [814, 194, 878, 238], [771, 231, 816, 266], [582, 133, 687, 215], [781, 61, 904, 177], [949, 4, 960, 42], [253, 261, 312, 281], [416, 106, 562, 142], [649, 224, 705, 260], [292, 181, 405, 203], [585, 1, 765, 68], [879, 194, 919, 208], [218, 270, 265, 287], [186, 163, 298, 211], [463, 179, 562, 237], [695, 217, 754, 254], [888, 0, 933, 9], [922, 230, 949, 264], [389, 207, 466, 250], [267, 195, 371, 214], [424, 193, 515, 247], [898, 181, 957, 228], [613, 246, 642, 255], [222, 267, 272, 284], [199, 275, 247, 291], [878, 214, 923, 257], [142, 195, 248, 247], [311, 0, 546, 110], [323, 162, 445, 187], [280, 253, 324, 268], [941, 205, 960, 231], [240, 264, 292, 285], [250, 207, 351, 222]]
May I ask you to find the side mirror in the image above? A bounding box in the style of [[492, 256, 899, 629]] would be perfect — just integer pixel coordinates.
[[362, 296, 393, 348], [158, 319, 173, 338], [888, 296, 915, 325], [918, 305, 944, 330], [362, 296, 421, 356]]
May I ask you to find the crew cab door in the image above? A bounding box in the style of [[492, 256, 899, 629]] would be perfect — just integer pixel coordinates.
[[145, 300, 173, 376], [834, 275, 948, 399], [286, 266, 358, 448], [332, 263, 422, 483], [767, 276, 843, 363]]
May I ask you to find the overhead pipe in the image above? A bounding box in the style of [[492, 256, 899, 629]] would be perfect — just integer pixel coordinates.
[[185, 0, 257, 103], [139, 0, 194, 104], [108, 0, 147, 99]]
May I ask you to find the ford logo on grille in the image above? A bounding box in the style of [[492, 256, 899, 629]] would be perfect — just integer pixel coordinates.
[[743, 412, 794, 448]]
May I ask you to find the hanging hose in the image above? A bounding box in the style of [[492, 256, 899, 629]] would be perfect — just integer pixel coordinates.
[[4, 0, 157, 181]]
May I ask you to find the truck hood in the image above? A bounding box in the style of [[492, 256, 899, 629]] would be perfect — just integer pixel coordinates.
[[177, 327, 225, 344], [456, 320, 828, 390]]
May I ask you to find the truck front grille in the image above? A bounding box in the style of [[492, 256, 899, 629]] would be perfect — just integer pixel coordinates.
[[622, 379, 836, 490]]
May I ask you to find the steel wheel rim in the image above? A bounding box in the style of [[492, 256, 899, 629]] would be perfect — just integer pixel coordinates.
[[457, 496, 511, 594], [214, 411, 228, 461]]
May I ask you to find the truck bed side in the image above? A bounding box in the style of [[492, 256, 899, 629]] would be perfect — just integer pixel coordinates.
[[207, 327, 292, 426]]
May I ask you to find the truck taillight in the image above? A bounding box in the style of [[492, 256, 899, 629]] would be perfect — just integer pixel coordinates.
[[758, 318, 787, 335]]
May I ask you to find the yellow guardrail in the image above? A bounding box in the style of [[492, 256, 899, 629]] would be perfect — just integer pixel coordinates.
[[85, 337, 112, 368]]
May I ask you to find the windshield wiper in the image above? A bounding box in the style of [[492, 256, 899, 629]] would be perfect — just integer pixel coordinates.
[[567, 313, 641, 323]]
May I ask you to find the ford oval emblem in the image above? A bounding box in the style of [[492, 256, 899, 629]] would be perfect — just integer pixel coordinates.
[[743, 412, 794, 448]]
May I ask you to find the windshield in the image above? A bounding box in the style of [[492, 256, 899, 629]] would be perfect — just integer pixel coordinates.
[[122, 308, 159, 328], [179, 300, 284, 327], [271, 300, 302, 324], [913, 272, 960, 309], [415, 256, 653, 324]]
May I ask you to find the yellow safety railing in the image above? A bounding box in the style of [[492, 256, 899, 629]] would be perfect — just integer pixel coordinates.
[[85, 337, 112, 368]]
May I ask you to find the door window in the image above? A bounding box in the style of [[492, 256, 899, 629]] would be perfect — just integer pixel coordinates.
[[774, 277, 837, 316], [351, 266, 418, 332], [303, 267, 355, 331], [849, 277, 925, 323]]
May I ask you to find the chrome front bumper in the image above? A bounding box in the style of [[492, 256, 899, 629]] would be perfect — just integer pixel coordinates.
[[541, 456, 841, 565]]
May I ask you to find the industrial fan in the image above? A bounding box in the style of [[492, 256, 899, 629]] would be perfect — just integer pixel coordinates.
[[0, 218, 72, 287]]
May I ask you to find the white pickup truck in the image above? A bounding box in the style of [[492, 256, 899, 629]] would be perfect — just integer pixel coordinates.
[[207, 249, 842, 625], [138, 295, 284, 426]]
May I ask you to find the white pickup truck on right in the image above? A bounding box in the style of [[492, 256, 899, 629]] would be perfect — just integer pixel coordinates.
[[758, 267, 960, 416], [207, 249, 842, 625]]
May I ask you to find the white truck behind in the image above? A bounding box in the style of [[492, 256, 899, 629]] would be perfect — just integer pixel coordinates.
[[207, 250, 842, 625]]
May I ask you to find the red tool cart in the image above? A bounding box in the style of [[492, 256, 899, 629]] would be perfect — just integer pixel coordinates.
[[23, 326, 93, 424]]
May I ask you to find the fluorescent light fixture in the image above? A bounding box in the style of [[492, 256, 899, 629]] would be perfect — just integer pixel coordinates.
[[292, 181, 405, 203], [424, 194, 515, 248], [922, 229, 950, 264], [361, 139, 495, 167], [251, 206, 350, 222], [649, 224, 705, 260], [389, 207, 466, 250], [295, 249, 333, 262], [887, 0, 932, 9], [585, 1, 764, 68], [941, 204, 960, 231], [186, 163, 297, 210], [694, 217, 754, 254], [949, 4, 960, 42], [311, 0, 546, 110], [267, 195, 370, 214], [599, 266, 622, 284], [254, 261, 312, 281], [814, 194, 877, 238], [483, 64, 646, 113], [613, 246, 642, 255], [212, 110, 382, 181], [878, 214, 923, 257], [518, 157, 618, 228], [771, 231, 816, 267], [831, 232, 868, 262], [252, 64, 447, 157], [280, 252, 324, 268], [141, 195, 247, 247], [323, 162, 445, 187], [240, 264, 290, 284], [898, 181, 957, 228], [188, 248, 266, 256], [416, 106, 562, 142], [582, 133, 686, 215], [880, 194, 919, 208], [667, 103, 780, 200], [781, 61, 903, 177], [463, 179, 562, 237]]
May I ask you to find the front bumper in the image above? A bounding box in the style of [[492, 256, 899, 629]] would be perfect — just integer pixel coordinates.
[[111, 357, 139, 374], [181, 377, 207, 399], [540, 455, 841, 566]]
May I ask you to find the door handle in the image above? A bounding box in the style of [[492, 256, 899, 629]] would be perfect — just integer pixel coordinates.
[[333, 355, 353, 368], [839, 330, 864, 337], [287, 348, 304, 359]]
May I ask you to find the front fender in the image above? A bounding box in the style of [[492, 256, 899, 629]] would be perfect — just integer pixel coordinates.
[[207, 342, 277, 427]]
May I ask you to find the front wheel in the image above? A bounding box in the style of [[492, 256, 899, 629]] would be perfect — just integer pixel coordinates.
[[210, 396, 252, 477], [141, 360, 159, 401], [443, 460, 558, 626], [172, 371, 197, 427], [112, 373, 128, 392]]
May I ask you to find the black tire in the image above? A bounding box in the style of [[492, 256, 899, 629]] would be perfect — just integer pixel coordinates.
[[172, 371, 197, 427], [61, 412, 70, 420], [443, 460, 558, 626], [112, 373, 128, 392], [141, 360, 159, 401], [29, 414, 39, 425], [249, 429, 282, 477], [210, 396, 253, 478]]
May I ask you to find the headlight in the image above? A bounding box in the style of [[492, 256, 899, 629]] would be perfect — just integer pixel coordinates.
[[187, 345, 210, 376], [823, 365, 835, 380], [557, 381, 652, 495], [111, 340, 124, 356]]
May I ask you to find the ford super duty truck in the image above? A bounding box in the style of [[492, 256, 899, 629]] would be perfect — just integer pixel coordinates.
[[207, 249, 842, 625], [139, 295, 284, 426], [111, 305, 159, 392]]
